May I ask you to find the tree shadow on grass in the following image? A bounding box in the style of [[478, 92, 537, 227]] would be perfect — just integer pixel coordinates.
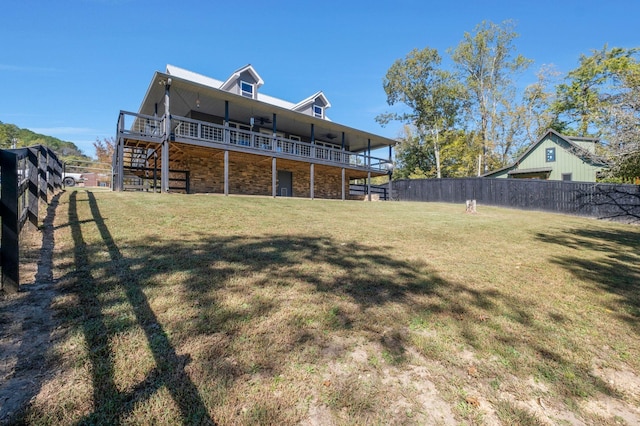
[[535, 227, 640, 333], [33, 191, 622, 423]]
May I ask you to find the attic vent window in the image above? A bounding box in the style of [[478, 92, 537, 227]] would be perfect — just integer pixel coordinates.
[[546, 147, 556, 162], [241, 81, 254, 98], [313, 105, 323, 118]]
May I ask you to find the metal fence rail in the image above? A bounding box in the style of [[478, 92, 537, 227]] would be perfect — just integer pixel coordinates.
[[349, 184, 389, 200], [393, 178, 640, 222], [1, 146, 62, 293]]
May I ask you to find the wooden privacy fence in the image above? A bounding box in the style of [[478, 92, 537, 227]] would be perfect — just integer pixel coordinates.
[[1, 146, 62, 293], [393, 178, 640, 222]]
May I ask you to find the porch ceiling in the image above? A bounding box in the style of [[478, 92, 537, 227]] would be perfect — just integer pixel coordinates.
[[139, 71, 395, 154]]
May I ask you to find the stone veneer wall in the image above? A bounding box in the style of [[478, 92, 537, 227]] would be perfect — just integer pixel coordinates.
[[171, 145, 355, 199]]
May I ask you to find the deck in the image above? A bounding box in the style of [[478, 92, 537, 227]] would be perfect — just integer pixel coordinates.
[[118, 111, 392, 173]]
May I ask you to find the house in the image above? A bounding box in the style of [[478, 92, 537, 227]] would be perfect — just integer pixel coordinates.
[[482, 129, 609, 182], [112, 65, 395, 199]]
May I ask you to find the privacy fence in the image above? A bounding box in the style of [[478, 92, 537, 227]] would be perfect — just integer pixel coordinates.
[[1, 146, 62, 293], [393, 178, 640, 223]]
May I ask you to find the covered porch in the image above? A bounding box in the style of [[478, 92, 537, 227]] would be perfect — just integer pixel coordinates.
[[113, 70, 395, 199]]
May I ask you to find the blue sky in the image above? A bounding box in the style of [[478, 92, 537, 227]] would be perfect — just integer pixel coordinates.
[[1, 0, 639, 158]]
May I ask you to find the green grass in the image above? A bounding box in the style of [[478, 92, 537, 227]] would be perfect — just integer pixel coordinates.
[[20, 189, 640, 424]]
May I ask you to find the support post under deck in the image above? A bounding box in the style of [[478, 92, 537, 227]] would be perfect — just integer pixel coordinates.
[[310, 163, 315, 200], [272, 157, 277, 198], [224, 150, 229, 196], [161, 79, 171, 193]]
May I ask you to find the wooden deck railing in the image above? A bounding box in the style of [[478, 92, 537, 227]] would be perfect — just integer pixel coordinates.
[[118, 111, 392, 173]]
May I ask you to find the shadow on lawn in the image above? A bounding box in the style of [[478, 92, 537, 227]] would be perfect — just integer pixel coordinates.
[[35, 191, 621, 423], [63, 191, 214, 425], [536, 227, 640, 333]]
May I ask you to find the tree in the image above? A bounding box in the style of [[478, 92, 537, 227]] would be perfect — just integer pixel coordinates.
[[377, 47, 466, 178], [450, 20, 532, 173], [392, 125, 436, 179], [93, 137, 116, 164], [0, 122, 19, 148], [521, 65, 561, 143], [553, 46, 640, 180]]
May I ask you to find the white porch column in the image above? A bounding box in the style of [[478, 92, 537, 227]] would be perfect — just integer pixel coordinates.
[[341, 168, 345, 201]]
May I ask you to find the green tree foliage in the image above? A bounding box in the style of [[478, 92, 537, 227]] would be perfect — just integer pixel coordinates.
[[0, 121, 91, 162], [376, 47, 467, 178], [393, 126, 482, 179], [392, 125, 435, 179], [378, 21, 532, 178], [450, 20, 532, 172], [553, 46, 640, 180]]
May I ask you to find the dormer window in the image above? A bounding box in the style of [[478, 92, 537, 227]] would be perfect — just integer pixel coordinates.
[[313, 105, 323, 118], [241, 80, 254, 98]]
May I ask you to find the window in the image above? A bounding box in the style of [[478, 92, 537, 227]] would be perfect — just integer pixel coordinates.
[[289, 135, 301, 141], [313, 105, 323, 118], [240, 80, 254, 98], [546, 147, 556, 162], [562, 173, 572, 181]]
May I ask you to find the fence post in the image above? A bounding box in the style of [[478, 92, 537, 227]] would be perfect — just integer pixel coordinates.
[[47, 150, 55, 194], [38, 146, 48, 203], [52, 149, 62, 190], [27, 148, 39, 228], [1, 150, 20, 293]]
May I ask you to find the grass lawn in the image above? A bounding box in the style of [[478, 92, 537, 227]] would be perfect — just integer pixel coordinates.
[[16, 189, 640, 424]]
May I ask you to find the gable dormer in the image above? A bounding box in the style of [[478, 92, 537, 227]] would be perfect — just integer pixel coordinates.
[[567, 136, 598, 154], [219, 64, 264, 100], [292, 91, 331, 119]]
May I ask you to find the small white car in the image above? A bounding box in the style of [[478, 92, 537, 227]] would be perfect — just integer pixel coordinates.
[[63, 173, 85, 187]]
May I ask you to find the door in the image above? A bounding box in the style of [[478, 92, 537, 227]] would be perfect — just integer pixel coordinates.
[[277, 171, 292, 197]]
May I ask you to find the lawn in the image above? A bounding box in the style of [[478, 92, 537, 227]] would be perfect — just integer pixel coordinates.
[[14, 189, 640, 424]]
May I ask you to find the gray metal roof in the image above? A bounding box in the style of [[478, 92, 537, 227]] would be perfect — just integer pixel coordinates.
[[136, 66, 395, 154]]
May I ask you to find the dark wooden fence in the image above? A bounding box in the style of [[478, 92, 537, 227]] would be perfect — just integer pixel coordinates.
[[393, 178, 640, 222], [1, 146, 62, 293], [349, 184, 389, 200]]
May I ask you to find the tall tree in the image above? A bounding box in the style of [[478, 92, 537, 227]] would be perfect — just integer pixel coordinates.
[[376, 47, 466, 178], [93, 137, 116, 164], [450, 20, 532, 173], [553, 46, 640, 180], [392, 125, 435, 179], [521, 65, 560, 143], [553, 46, 637, 135]]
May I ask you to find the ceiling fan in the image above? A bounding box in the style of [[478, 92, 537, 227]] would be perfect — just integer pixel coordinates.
[[251, 116, 272, 126]]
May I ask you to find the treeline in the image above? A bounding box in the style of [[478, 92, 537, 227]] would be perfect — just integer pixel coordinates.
[[379, 21, 640, 182], [0, 121, 91, 162]]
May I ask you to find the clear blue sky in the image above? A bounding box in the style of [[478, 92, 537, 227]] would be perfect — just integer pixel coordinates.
[[1, 0, 638, 159]]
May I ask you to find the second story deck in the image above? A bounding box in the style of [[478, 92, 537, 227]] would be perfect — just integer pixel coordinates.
[[118, 111, 393, 174]]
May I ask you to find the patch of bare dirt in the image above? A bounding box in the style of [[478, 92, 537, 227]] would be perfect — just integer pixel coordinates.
[[0, 197, 60, 424]]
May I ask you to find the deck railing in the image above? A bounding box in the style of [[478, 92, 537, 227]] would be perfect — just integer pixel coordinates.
[[118, 111, 391, 172], [119, 111, 166, 139], [169, 115, 390, 172]]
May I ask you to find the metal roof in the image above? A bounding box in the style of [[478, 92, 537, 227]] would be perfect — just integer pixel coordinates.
[[134, 65, 395, 153]]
